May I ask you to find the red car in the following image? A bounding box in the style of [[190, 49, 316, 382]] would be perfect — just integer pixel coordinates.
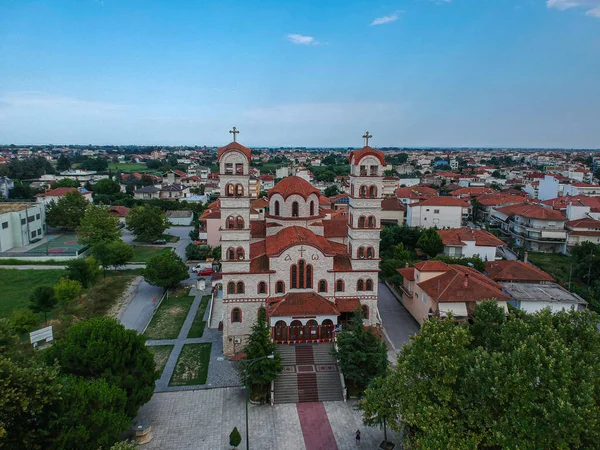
[[196, 267, 214, 276]]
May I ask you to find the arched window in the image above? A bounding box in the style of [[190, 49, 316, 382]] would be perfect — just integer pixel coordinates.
[[367, 216, 375, 228], [236, 247, 245, 260], [231, 308, 242, 323], [227, 282, 235, 294], [310, 201, 315, 216], [291, 265, 298, 289], [358, 216, 365, 228], [236, 216, 244, 229], [366, 247, 374, 259], [226, 184, 234, 197], [257, 281, 267, 294], [357, 279, 365, 291], [235, 184, 244, 196], [366, 279, 373, 291], [336, 279, 345, 292], [227, 216, 235, 229], [318, 280, 327, 293], [274, 200, 280, 216], [362, 305, 369, 319], [359, 186, 367, 198], [227, 247, 235, 260], [369, 186, 377, 198], [292, 201, 299, 217], [358, 247, 365, 259], [306, 264, 313, 288], [299, 260, 305, 288], [236, 281, 245, 294], [276, 281, 285, 294]]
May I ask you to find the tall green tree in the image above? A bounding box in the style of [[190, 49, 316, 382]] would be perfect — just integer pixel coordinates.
[[126, 205, 170, 242], [416, 227, 444, 258], [45, 191, 89, 229], [92, 178, 120, 195], [56, 155, 72, 171], [358, 376, 398, 448], [46, 317, 158, 418], [29, 285, 57, 324], [54, 277, 83, 311], [241, 308, 282, 401], [54, 178, 80, 188], [330, 312, 388, 390], [77, 205, 120, 247], [65, 257, 100, 288], [92, 240, 134, 273], [143, 251, 188, 290], [229, 427, 242, 449], [378, 303, 600, 449]]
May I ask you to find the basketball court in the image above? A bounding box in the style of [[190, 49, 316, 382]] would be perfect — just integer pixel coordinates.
[[26, 234, 84, 255]]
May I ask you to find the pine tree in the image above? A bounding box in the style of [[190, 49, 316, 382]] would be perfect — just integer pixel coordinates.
[[229, 427, 241, 449]]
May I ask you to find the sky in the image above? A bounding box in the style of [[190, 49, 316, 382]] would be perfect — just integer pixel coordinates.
[[0, 0, 599, 148]]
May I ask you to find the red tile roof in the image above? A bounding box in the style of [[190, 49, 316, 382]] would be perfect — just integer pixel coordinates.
[[333, 255, 353, 271], [334, 298, 361, 313], [323, 220, 348, 238], [381, 197, 406, 211], [449, 187, 498, 197], [418, 265, 509, 303], [36, 187, 78, 197], [485, 260, 554, 283], [268, 176, 320, 200], [476, 193, 528, 207], [251, 198, 269, 208], [395, 186, 438, 199], [265, 226, 347, 257], [268, 292, 340, 317], [412, 197, 469, 207], [567, 218, 600, 229], [349, 146, 385, 165], [413, 261, 451, 272], [250, 220, 266, 238], [217, 141, 252, 163], [109, 205, 130, 217], [437, 228, 505, 248], [494, 203, 566, 221], [397, 267, 415, 281]]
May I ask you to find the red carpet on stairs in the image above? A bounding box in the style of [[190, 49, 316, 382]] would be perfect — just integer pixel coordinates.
[[297, 402, 338, 450], [295, 346, 319, 402]]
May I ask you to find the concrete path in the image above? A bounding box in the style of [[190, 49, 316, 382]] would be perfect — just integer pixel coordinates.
[[137, 388, 401, 450], [378, 281, 419, 355], [146, 285, 239, 392], [118, 279, 164, 333]]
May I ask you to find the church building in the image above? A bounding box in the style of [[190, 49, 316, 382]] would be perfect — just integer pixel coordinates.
[[217, 132, 385, 356]]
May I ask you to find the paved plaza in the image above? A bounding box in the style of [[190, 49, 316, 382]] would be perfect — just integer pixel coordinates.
[[137, 388, 402, 450]]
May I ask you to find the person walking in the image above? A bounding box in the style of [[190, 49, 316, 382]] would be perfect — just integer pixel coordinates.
[[355, 429, 361, 445]]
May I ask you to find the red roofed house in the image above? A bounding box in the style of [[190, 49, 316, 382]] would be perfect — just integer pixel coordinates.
[[397, 261, 510, 324], [491, 203, 567, 253], [215, 139, 385, 366], [406, 197, 469, 229], [437, 227, 505, 261], [566, 218, 600, 248], [35, 187, 92, 205], [380, 197, 406, 226]]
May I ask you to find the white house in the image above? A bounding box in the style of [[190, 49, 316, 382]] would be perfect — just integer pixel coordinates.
[[35, 187, 93, 205], [565, 218, 600, 248], [437, 227, 505, 261], [166, 210, 194, 226], [0, 203, 46, 252], [406, 197, 469, 229], [563, 182, 600, 197]]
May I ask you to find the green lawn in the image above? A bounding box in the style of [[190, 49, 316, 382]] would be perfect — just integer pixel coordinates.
[[0, 269, 66, 318], [143, 287, 194, 340], [147, 345, 174, 377], [187, 295, 211, 339], [527, 252, 572, 285], [132, 234, 179, 244], [169, 343, 212, 386], [108, 163, 148, 171], [129, 246, 171, 263]]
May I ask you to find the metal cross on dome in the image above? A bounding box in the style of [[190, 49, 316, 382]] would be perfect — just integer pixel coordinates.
[[362, 131, 373, 146], [229, 126, 240, 142]]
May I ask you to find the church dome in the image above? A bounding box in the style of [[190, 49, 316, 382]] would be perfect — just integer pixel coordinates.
[[269, 176, 320, 200]]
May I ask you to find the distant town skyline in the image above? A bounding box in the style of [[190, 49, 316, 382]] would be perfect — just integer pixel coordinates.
[[1, 0, 599, 148]]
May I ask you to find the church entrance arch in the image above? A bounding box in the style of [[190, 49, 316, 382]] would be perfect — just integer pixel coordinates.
[[306, 319, 318, 340], [274, 320, 287, 341], [289, 320, 303, 341]]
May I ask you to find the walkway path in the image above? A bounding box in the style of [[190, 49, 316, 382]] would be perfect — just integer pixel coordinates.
[[118, 279, 164, 333], [378, 281, 420, 357], [146, 285, 239, 392]]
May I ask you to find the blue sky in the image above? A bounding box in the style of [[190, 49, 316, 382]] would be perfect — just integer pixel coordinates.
[[0, 0, 599, 147]]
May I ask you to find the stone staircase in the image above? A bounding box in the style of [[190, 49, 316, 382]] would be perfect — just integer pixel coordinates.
[[273, 343, 344, 404]]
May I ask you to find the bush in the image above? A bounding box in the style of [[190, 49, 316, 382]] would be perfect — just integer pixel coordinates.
[[10, 309, 40, 334], [65, 257, 100, 288], [185, 244, 212, 260]]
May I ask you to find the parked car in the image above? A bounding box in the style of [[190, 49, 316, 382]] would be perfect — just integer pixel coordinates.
[[152, 239, 167, 245], [193, 263, 213, 275]]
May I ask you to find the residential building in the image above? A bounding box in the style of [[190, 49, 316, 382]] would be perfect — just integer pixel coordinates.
[[565, 218, 600, 248], [437, 227, 505, 261], [406, 197, 469, 229], [380, 197, 406, 226], [133, 184, 189, 200], [0, 203, 46, 252], [0, 177, 14, 200], [35, 187, 93, 205], [166, 210, 194, 226]]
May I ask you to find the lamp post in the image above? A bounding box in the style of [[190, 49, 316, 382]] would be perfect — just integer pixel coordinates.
[[243, 354, 274, 450]]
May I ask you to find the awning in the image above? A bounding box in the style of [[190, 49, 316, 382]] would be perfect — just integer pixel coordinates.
[[438, 302, 468, 318]]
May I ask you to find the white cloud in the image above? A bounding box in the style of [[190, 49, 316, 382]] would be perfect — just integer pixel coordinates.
[[546, 0, 600, 17], [370, 11, 403, 26], [286, 34, 317, 45]]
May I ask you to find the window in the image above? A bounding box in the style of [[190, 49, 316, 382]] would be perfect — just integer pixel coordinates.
[[359, 186, 367, 198], [236, 248, 245, 260], [306, 265, 312, 288], [292, 201, 299, 217], [1, 222, 7, 229], [358, 216, 365, 228], [367, 216, 375, 228], [276, 281, 285, 294], [236, 281, 245, 294], [366, 247, 374, 259], [235, 184, 244, 196], [369, 186, 377, 198], [227, 282, 235, 294], [434, 209, 440, 214], [21, 218, 26, 225], [291, 260, 312, 289], [227, 216, 235, 229], [291, 265, 298, 289], [228, 247, 235, 260], [357, 279, 365, 291], [226, 184, 234, 196], [366, 279, 373, 291], [31, 230, 37, 238], [318, 280, 327, 293], [310, 201, 315, 216], [274, 200, 280, 216], [235, 163, 244, 175], [358, 247, 365, 259], [258, 281, 267, 294], [27, 216, 34, 223], [236, 216, 244, 229], [370, 165, 378, 176], [35, 214, 40, 220], [362, 305, 369, 319], [299, 260, 305, 288], [231, 308, 242, 323], [336, 279, 345, 292], [225, 163, 234, 174]]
